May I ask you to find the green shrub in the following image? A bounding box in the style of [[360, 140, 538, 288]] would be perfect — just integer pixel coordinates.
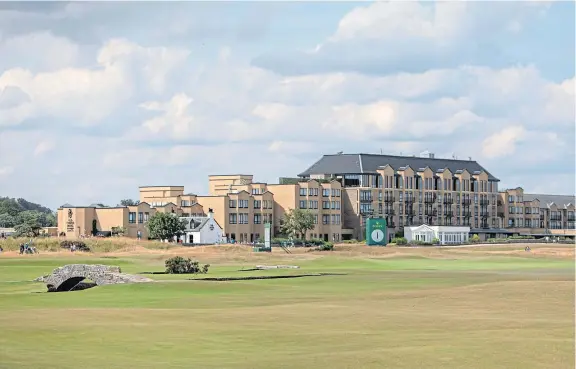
[[432, 237, 440, 245], [342, 239, 359, 244], [165, 256, 210, 274], [312, 242, 334, 251], [391, 237, 407, 245], [470, 234, 481, 243]]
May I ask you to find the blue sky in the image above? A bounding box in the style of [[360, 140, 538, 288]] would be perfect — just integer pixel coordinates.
[[0, 1, 574, 209]]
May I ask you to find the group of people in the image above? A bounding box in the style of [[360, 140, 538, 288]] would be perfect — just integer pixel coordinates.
[[19, 240, 38, 255]]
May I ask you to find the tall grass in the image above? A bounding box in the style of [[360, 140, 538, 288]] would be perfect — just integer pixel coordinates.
[[0, 237, 173, 253]]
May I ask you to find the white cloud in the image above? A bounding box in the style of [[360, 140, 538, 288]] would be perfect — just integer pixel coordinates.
[[0, 38, 190, 127], [33, 140, 55, 157], [0, 166, 14, 176], [482, 125, 527, 159]]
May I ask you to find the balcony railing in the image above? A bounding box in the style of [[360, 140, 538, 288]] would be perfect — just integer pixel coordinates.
[[384, 196, 395, 203], [443, 198, 454, 205], [480, 199, 489, 206], [444, 211, 454, 217], [424, 196, 437, 204], [462, 199, 471, 205], [384, 209, 395, 215], [480, 212, 489, 218], [405, 197, 415, 204], [463, 211, 472, 218]]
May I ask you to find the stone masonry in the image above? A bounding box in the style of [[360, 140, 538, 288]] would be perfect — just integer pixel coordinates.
[[35, 264, 153, 292]]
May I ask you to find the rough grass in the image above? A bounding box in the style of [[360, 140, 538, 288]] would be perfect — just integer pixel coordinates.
[[0, 244, 573, 369]]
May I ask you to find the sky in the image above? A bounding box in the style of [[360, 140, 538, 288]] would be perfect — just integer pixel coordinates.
[[0, 1, 574, 210]]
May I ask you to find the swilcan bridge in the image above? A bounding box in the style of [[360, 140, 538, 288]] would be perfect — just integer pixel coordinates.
[[35, 264, 153, 292]]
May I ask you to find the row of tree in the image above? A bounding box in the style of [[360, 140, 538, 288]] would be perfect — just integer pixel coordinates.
[[0, 197, 58, 237]]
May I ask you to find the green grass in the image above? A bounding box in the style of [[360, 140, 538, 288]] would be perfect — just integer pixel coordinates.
[[0, 249, 573, 369]]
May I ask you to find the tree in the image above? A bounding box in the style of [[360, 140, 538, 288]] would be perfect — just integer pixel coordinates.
[[147, 212, 186, 241], [111, 226, 127, 236], [119, 199, 140, 206], [280, 208, 315, 239], [0, 213, 16, 227], [13, 223, 41, 237]]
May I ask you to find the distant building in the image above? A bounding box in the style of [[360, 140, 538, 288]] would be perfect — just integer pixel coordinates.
[[497, 187, 575, 239], [404, 225, 470, 245], [177, 209, 224, 244]]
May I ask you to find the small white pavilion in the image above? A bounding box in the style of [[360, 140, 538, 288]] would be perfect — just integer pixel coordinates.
[[405, 225, 470, 245]]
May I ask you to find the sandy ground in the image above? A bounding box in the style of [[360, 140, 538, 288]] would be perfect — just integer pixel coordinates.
[[0, 242, 573, 260]]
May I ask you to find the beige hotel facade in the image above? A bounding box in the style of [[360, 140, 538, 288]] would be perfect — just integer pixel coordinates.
[[57, 153, 576, 241]]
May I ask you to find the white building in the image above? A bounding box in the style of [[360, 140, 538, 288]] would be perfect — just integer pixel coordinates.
[[405, 225, 470, 245], [176, 210, 224, 245]]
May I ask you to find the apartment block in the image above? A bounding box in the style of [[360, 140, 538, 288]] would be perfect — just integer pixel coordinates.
[[298, 153, 501, 240], [497, 187, 575, 237]]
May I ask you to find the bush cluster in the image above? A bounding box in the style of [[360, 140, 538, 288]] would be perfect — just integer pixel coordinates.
[[390, 237, 407, 245], [60, 240, 91, 251], [165, 256, 210, 274]]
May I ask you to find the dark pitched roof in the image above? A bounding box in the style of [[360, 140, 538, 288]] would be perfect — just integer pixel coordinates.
[[523, 194, 575, 208], [298, 153, 499, 181], [181, 217, 210, 232]]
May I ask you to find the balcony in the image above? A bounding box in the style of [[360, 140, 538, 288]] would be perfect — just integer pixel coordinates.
[[480, 199, 489, 206], [424, 196, 437, 204], [384, 196, 395, 203], [443, 198, 454, 205]]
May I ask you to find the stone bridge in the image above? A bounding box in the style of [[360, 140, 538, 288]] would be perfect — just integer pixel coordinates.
[[35, 264, 153, 292]]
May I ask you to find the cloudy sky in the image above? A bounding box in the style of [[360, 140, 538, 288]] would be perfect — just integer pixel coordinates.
[[0, 1, 574, 209]]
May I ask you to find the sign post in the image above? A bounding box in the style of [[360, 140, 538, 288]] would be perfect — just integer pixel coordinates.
[[366, 218, 387, 246], [264, 223, 271, 250]]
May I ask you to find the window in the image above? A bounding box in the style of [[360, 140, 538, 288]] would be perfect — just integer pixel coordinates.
[[254, 200, 261, 209], [144, 212, 149, 222], [314, 214, 318, 224], [181, 200, 190, 207], [322, 189, 330, 197], [308, 188, 314, 196], [309, 200, 318, 209], [331, 201, 336, 209], [322, 215, 330, 224], [138, 212, 143, 223], [322, 201, 330, 209], [129, 212, 136, 224], [229, 200, 237, 208], [238, 200, 249, 208], [229, 214, 237, 224], [300, 188, 307, 196], [299, 200, 307, 209], [239, 213, 249, 224], [251, 188, 260, 195], [254, 214, 262, 224], [335, 201, 341, 210], [360, 190, 372, 201]]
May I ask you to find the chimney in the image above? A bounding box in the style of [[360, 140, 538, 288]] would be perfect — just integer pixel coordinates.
[[208, 208, 213, 218], [429, 153, 435, 159]]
